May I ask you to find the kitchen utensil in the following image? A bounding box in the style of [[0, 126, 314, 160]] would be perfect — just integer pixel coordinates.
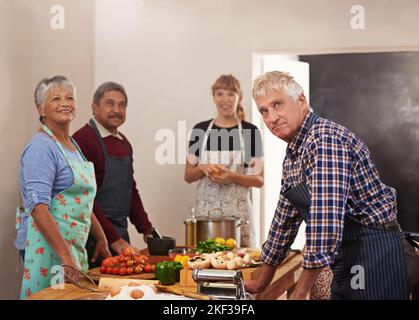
[[184, 216, 248, 247], [152, 227, 163, 239], [192, 269, 251, 300], [61, 264, 99, 292], [147, 236, 176, 256], [168, 247, 200, 259]]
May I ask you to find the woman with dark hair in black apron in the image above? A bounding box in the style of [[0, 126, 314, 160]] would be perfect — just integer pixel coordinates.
[[245, 71, 419, 300]]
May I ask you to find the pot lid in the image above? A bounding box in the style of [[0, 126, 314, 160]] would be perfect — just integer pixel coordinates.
[[193, 217, 239, 222]]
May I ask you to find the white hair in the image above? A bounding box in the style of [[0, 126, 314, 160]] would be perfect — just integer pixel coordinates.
[[252, 71, 303, 101], [34, 75, 76, 108]]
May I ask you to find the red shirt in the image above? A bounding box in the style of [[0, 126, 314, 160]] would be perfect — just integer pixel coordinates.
[[73, 123, 152, 244]]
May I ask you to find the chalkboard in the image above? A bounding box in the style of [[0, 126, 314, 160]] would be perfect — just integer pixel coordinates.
[[300, 52, 419, 232]]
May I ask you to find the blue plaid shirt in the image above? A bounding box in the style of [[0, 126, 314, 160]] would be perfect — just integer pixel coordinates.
[[261, 112, 397, 269]]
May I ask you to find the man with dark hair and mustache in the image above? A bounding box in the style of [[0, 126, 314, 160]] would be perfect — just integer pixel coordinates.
[[73, 82, 153, 266]]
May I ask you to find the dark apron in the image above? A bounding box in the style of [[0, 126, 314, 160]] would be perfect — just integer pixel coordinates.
[[282, 115, 415, 300], [86, 119, 133, 267]]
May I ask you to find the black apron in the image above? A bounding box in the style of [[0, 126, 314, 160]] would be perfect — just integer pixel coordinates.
[[86, 119, 134, 266], [282, 114, 414, 300]]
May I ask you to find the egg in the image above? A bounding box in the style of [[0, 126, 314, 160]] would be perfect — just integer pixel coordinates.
[[130, 289, 144, 299], [148, 284, 158, 293], [110, 287, 121, 297], [128, 281, 140, 287]]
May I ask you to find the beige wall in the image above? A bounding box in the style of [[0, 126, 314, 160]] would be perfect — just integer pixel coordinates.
[[0, 0, 95, 299], [94, 0, 418, 250]]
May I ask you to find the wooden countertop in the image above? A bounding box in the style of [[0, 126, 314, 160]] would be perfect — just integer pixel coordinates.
[[27, 251, 303, 300]]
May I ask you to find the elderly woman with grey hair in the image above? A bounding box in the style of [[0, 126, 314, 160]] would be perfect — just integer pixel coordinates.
[[15, 75, 110, 299]]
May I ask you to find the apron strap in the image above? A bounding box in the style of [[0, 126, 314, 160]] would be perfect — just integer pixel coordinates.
[[200, 118, 245, 164], [88, 119, 132, 160], [41, 125, 84, 162], [88, 119, 109, 158]]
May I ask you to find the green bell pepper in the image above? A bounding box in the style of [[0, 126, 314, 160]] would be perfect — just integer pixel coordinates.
[[167, 261, 183, 282], [155, 261, 176, 285]]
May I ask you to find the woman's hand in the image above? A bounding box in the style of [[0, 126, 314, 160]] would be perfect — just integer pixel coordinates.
[[198, 164, 224, 177], [61, 255, 81, 283], [209, 165, 235, 185], [91, 238, 111, 263]]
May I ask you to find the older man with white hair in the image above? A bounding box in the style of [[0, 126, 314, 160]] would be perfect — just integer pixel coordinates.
[[245, 71, 419, 300]]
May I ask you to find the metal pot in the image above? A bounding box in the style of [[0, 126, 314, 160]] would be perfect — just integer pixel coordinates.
[[184, 216, 248, 248]]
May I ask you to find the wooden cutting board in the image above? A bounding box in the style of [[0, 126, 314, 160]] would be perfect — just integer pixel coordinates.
[[98, 277, 159, 291], [88, 267, 156, 282]]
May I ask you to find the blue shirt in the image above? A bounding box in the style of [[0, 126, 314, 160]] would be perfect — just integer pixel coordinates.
[[261, 112, 397, 269], [14, 132, 82, 250]]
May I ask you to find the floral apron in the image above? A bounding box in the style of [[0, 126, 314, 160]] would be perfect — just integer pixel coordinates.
[[196, 120, 254, 247], [18, 125, 96, 299]]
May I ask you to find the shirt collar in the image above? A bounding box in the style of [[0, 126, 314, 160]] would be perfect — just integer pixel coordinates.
[[287, 111, 316, 156], [92, 118, 124, 140]]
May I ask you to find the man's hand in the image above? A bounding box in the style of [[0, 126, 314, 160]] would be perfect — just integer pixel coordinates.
[[244, 263, 277, 293], [110, 238, 141, 255], [91, 238, 111, 263], [143, 233, 152, 244], [110, 238, 132, 255], [288, 267, 324, 300]]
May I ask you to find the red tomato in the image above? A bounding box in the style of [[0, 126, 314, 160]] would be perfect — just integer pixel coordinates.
[[126, 260, 134, 267], [126, 267, 134, 275], [120, 263, 126, 268], [151, 264, 156, 273], [134, 265, 143, 274], [112, 268, 120, 275], [122, 247, 136, 257], [119, 267, 127, 276], [106, 267, 113, 274], [102, 258, 112, 268], [100, 266, 107, 274], [118, 255, 126, 263]]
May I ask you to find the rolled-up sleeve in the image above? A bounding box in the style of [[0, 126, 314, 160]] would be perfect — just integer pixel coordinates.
[[20, 140, 57, 213], [303, 135, 351, 269], [261, 194, 303, 265]]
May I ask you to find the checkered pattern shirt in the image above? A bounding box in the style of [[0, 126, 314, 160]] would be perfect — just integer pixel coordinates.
[[261, 112, 397, 269]]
